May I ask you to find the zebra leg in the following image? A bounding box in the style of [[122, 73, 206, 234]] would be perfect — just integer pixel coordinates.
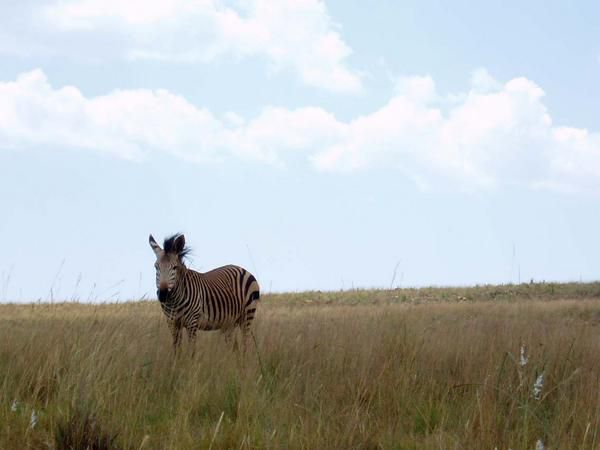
[[168, 320, 182, 352], [240, 325, 249, 354], [186, 326, 197, 341], [222, 327, 236, 349], [185, 313, 201, 354], [241, 304, 258, 353], [239, 316, 253, 353], [240, 288, 259, 353], [186, 326, 198, 357]]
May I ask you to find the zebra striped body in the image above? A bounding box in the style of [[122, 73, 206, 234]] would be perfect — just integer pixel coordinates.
[[149, 234, 260, 349], [160, 264, 259, 339]]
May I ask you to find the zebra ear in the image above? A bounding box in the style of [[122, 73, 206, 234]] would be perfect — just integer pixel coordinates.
[[173, 234, 186, 254], [149, 234, 162, 256]]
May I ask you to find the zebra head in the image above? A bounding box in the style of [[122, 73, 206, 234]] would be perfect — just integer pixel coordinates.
[[149, 233, 189, 302]]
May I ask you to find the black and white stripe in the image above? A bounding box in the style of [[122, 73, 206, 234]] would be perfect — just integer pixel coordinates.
[[149, 233, 260, 349]]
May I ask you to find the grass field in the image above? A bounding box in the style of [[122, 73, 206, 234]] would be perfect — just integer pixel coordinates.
[[1, 282, 600, 449]]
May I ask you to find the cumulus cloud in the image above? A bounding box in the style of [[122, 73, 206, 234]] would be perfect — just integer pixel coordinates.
[[3, 0, 361, 93], [1, 69, 600, 193], [313, 72, 600, 193], [0, 69, 227, 161]]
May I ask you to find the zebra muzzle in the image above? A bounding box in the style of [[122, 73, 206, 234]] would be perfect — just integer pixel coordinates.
[[157, 288, 170, 302]]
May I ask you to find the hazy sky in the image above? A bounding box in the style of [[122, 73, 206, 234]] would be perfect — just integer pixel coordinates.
[[1, 0, 600, 301]]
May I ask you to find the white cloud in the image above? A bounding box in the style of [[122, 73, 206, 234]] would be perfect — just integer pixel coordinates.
[[229, 106, 346, 164], [0, 69, 227, 162], [469, 67, 502, 93], [1, 69, 600, 193], [4, 0, 361, 93], [314, 71, 600, 193], [394, 75, 437, 101]]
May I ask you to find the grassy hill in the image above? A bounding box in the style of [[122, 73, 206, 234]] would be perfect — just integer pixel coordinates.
[[1, 282, 599, 449]]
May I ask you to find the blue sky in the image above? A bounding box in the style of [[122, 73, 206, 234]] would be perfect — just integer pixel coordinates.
[[1, 0, 599, 301]]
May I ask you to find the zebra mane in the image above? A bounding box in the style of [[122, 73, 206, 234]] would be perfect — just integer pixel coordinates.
[[163, 233, 191, 260]]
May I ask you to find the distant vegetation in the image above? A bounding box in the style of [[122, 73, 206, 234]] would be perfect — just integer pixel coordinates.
[[1, 282, 599, 448]]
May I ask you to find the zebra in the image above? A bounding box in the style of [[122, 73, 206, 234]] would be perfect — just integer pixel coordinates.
[[149, 233, 260, 351]]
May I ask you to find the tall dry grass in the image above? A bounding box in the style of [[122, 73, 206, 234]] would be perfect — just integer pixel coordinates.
[[1, 286, 600, 449]]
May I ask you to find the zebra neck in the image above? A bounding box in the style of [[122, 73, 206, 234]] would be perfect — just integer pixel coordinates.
[[160, 279, 187, 320], [170, 274, 187, 304]]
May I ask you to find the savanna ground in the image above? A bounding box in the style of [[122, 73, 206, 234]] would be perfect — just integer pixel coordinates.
[[1, 283, 600, 449]]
